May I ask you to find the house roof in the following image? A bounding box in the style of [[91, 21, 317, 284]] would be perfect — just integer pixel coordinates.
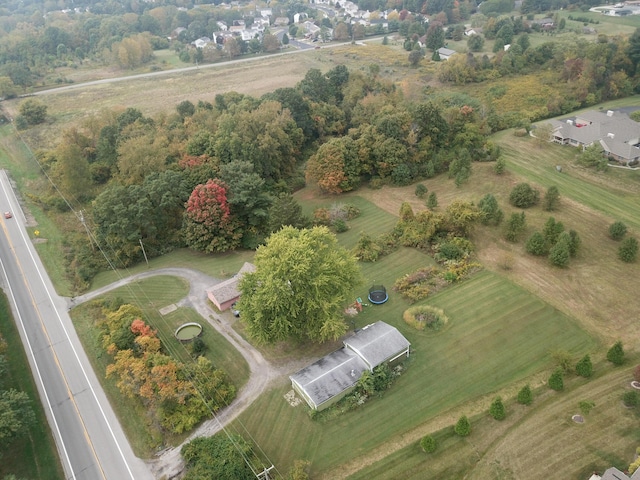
[[206, 262, 256, 305], [344, 321, 411, 369], [550, 110, 640, 160], [601, 467, 631, 480], [437, 47, 456, 56], [290, 349, 367, 408], [290, 321, 411, 409]]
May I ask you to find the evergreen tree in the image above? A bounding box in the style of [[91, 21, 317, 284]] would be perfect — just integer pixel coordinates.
[[517, 384, 533, 405], [607, 341, 625, 366], [609, 221, 627, 240], [426, 192, 438, 209], [542, 186, 560, 211], [479, 193, 504, 226], [568, 229, 581, 258], [575, 354, 593, 378], [526, 231, 547, 256], [489, 397, 506, 420], [504, 212, 526, 242], [454, 415, 471, 436], [543, 217, 564, 246], [494, 156, 506, 175], [548, 367, 564, 391], [618, 237, 638, 263], [549, 232, 571, 268], [420, 435, 437, 453]]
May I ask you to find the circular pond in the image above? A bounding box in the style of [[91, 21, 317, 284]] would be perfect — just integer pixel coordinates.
[[175, 322, 203, 341]]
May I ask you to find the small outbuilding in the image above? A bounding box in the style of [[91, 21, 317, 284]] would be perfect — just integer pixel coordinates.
[[206, 262, 256, 311], [290, 321, 410, 410]]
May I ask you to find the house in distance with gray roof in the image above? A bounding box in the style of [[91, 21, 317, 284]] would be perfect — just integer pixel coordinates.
[[290, 321, 411, 411], [548, 109, 640, 165]]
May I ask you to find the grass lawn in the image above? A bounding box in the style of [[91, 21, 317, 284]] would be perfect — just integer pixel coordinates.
[[89, 248, 255, 290], [0, 293, 65, 480], [235, 269, 597, 477], [70, 276, 250, 455]]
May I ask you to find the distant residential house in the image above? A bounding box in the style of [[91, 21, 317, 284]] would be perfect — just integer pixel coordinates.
[[369, 18, 389, 29], [260, 8, 272, 18], [191, 37, 211, 48], [293, 12, 309, 23], [206, 262, 256, 312], [548, 110, 640, 165], [464, 27, 482, 36], [290, 321, 411, 410], [216, 21, 228, 31], [437, 47, 457, 60], [170, 27, 186, 39], [303, 20, 321, 36], [274, 16, 290, 26]]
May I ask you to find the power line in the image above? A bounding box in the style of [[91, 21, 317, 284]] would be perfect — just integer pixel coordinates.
[[7, 121, 284, 479]]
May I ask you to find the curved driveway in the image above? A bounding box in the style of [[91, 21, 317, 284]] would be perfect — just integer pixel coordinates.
[[74, 268, 286, 479]]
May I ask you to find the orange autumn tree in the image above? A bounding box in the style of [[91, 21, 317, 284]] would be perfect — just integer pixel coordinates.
[[103, 308, 235, 434]]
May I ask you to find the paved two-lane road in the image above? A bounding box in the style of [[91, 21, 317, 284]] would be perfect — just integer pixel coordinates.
[[0, 171, 153, 480]]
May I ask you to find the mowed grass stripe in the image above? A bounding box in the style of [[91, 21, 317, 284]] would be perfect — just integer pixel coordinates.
[[235, 270, 596, 475]]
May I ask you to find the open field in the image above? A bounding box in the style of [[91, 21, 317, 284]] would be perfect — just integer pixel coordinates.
[[0, 293, 65, 480], [348, 360, 640, 480], [70, 275, 250, 455], [234, 269, 597, 477]]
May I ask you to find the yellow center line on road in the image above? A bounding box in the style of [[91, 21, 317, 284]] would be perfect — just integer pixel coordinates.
[[0, 216, 107, 480]]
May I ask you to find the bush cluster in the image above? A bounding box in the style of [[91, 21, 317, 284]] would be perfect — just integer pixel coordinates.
[[403, 305, 448, 331]]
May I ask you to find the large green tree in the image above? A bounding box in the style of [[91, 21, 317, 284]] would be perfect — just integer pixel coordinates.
[[239, 226, 362, 343], [181, 433, 255, 480]]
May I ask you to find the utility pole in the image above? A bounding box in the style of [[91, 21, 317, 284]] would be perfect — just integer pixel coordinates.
[[256, 465, 275, 480], [139, 238, 149, 267], [78, 210, 94, 251]]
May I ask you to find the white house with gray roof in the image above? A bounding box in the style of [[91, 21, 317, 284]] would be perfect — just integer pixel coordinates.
[[548, 109, 640, 165], [589, 466, 640, 480], [290, 321, 410, 410]]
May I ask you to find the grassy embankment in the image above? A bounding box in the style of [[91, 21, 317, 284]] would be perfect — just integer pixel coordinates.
[[70, 275, 250, 456], [0, 292, 65, 480]]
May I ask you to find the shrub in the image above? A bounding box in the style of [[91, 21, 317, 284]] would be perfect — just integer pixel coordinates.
[[454, 415, 471, 436], [609, 221, 627, 240], [618, 237, 638, 263], [517, 384, 533, 405], [579, 400, 595, 416], [575, 354, 593, 378], [420, 435, 437, 453], [332, 218, 348, 233], [623, 390, 639, 407], [353, 232, 383, 262], [436, 242, 464, 261], [415, 183, 428, 198], [369, 177, 384, 189], [489, 397, 506, 420], [607, 341, 625, 365], [509, 183, 539, 208], [403, 305, 448, 331], [552, 349, 573, 372], [394, 267, 441, 302], [548, 367, 564, 391]]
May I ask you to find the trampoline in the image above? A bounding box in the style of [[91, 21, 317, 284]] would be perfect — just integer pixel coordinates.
[[368, 285, 389, 304]]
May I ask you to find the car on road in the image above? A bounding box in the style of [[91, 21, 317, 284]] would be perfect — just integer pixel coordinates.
[[4, 211, 12, 219]]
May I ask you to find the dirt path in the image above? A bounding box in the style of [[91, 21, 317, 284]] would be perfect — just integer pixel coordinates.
[[72, 268, 286, 479]]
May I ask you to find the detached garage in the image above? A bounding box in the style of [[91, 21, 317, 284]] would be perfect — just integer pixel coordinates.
[[290, 322, 410, 410], [206, 262, 255, 311]]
